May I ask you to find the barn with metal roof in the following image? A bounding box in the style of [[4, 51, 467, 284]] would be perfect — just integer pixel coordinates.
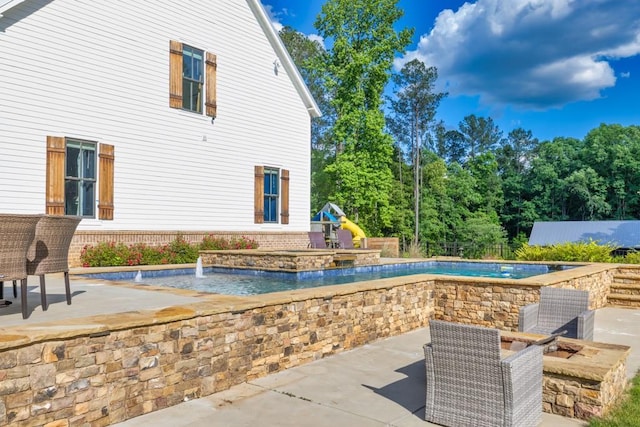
[[528, 221, 640, 249]]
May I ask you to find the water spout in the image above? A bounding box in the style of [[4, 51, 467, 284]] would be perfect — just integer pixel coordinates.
[[195, 256, 205, 278], [134, 270, 142, 283]]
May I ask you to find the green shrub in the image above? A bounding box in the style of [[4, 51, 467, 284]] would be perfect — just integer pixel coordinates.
[[516, 240, 615, 263], [80, 242, 131, 267], [621, 251, 640, 264], [80, 235, 259, 267]]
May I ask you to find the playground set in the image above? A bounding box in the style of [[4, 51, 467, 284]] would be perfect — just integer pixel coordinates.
[[310, 203, 366, 248]]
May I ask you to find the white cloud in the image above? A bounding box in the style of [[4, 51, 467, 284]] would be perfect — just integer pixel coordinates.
[[397, 0, 640, 110], [621, 71, 631, 78], [262, 3, 284, 32]]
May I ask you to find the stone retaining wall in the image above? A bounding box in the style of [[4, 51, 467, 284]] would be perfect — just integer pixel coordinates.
[[543, 352, 628, 419], [0, 278, 435, 426], [433, 264, 614, 331], [200, 249, 380, 271], [0, 262, 629, 425]]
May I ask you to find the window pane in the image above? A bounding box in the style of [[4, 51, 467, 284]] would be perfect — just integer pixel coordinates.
[[65, 180, 79, 215], [83, 147, 96, 179], [183, 53, 193, 78], [66, 145, 80, 178], [193, 53, 203, 82], [264, 174, 271, 194], [270, 175, 278, 194], [83, 182, 94, 216], [195, 82, 202, 113]]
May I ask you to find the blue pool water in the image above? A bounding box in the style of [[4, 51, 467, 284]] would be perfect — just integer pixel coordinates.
[[83, 261, 575, 296]]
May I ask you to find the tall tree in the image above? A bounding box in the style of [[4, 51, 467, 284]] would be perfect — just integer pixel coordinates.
[[458, 115, 503, 161], [387, 59, 446, 245], [314, 0, 413, 235], [279, 27, 335, 213], [497, 128, 539, 238]]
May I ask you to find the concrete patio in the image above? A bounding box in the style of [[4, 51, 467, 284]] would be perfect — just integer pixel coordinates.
[[0, 273, 638, 426]]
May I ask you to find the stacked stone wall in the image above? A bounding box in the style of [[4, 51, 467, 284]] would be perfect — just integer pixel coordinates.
[[0, 279, 435, 426]]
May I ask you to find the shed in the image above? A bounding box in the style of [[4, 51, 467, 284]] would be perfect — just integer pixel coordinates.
[[528, 221, 640, 249]]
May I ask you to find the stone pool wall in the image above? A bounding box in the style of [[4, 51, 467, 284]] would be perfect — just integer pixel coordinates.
[[200, 249, 381, 270], [0, 262, 627, 425], [433, 263, 614, 331], [0, 278, 435, 426]]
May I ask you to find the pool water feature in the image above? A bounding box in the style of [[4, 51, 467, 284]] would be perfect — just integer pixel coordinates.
[[85, 261, 575, 296]]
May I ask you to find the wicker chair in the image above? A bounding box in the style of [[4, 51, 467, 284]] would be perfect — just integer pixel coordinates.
[[424, 320, 543, 427], [0, 214, 42, 318], [518, 287, 594, 341], [26, 215, 81, 311]]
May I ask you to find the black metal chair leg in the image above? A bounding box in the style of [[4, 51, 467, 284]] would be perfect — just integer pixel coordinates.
[[0, 281, 3, 299], [39, 275, 48, 311], [13, 280, 17, 298], [64, 272, 72, 305], [20, 278, 28, 319]]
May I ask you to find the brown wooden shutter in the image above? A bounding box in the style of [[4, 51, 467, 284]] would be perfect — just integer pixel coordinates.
[[254, 166, 264, 224], [46, 136, 66, 215], [98, 144, 115, 220], [169, 40, 183, 109], [205, 52, 217, 118], [280, 169, 289, 224]]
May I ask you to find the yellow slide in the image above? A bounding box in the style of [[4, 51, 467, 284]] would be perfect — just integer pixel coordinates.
[[340, 217, 366, 248]]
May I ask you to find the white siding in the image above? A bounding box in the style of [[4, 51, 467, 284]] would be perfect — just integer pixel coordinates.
[[0, 0, 312, 231]]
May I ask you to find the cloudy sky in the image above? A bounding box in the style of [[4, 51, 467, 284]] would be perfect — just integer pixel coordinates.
[[261, 0, 640, 141]]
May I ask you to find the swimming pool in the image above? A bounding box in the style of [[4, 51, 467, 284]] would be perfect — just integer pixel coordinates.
[[83, 261, 575, 296]]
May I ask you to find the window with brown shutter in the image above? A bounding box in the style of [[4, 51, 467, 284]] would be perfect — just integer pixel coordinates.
[[171, 40, 217, 118], [280, 169, 289, 225], [98, 144, 115, 220], [169, 40, 183, 109], [205, 52, 217, 118], [254, 166, 264, 224], [46, 136, 66, 215]]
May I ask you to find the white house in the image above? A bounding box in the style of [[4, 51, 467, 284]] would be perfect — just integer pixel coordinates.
[[0, 0, 320, 263]]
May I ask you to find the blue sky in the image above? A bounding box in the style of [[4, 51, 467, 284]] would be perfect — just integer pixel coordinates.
[[260, 0, 640, 142]]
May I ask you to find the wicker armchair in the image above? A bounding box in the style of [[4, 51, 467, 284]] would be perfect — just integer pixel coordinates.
[[425, 320, 543, 427], [0, 214, 42, 318], [27, 215, 81, 311], [518, 287, 594, 341]]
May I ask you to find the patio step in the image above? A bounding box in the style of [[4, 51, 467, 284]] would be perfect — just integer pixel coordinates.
[[606, 293, 640, 308], [610, 281, 640, 296], [612, 273, 640, 286]]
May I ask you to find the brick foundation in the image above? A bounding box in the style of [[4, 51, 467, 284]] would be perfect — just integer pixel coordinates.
[[69, 231, 310, 267]]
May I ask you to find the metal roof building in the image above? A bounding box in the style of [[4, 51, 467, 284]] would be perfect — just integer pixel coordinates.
[[528, 221, 640, 248]]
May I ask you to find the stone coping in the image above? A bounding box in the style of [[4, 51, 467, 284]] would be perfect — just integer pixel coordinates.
[[4, 260, 617, 351], [501, 331, 631, 381], [0, 274, 437, 351]]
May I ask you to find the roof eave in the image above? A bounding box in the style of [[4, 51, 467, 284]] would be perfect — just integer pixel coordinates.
[[246, 0, 322, 118]]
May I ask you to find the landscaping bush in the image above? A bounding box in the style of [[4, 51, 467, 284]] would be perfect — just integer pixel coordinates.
[[80, 235, 259, 267], [199, 234, 258, 250], [515, 241, 615, 263]]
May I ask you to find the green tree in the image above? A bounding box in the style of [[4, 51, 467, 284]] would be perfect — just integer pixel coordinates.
[[458, 114, 504, 161], [387, 59, 446, 244], [581, 124, 640, 219], [497, 128, 539, 238], [315, 0, 413, 235], [279, 27, 334, 213]]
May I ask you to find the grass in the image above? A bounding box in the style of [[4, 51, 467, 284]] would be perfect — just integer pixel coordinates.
[[589, 371, 640, 427]]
